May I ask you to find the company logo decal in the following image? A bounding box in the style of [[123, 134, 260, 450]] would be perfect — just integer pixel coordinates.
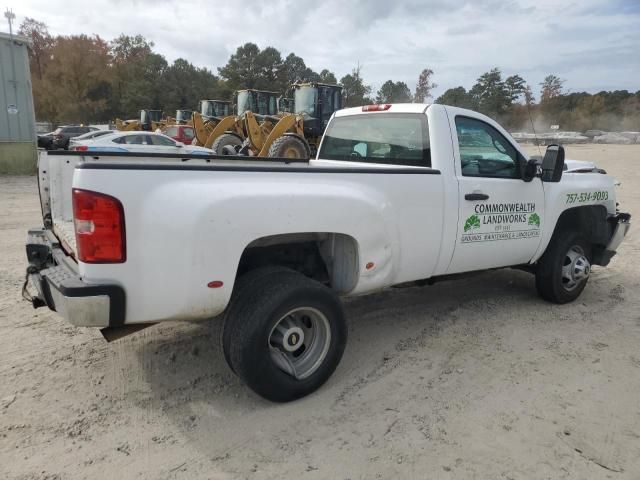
[[462, 202, 540, 243]]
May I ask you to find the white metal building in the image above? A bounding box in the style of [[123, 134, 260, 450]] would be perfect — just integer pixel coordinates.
[[0, 31, 36, 174]]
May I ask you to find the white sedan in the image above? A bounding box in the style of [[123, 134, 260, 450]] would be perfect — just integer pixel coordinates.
[[71, 131, 214, 155]]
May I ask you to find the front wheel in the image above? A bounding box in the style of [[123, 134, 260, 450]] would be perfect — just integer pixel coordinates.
[[267, 135, 309, 159], [222, 268, 347, 402], [535, 230, 592, 303], [211, 133, 242, 155]]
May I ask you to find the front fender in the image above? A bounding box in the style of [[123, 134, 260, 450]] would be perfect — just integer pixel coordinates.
[[532, 172, 617, 262]]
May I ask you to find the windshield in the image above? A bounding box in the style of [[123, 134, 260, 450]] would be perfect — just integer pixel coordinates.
[[237, 92, 276, 116], [295, 87, 317, 116], [201, 101, 229, 117], [236, 91, 254, 116], [319, 113, 431, 167], [176, 110, 191, 122]]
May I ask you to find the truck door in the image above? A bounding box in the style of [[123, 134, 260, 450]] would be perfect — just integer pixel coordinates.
[[447, 115, 544, 274]]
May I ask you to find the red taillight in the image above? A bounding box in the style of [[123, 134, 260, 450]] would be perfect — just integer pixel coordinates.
[[74, 145, 88, 151], [72, 189, 126, 263], [362, 104, 392, 112]]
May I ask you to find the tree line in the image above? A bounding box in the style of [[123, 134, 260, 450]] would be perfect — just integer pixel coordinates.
[[19, 18, 435, 125], [436, 69, 640, 132], [19, 17, 640, 132]]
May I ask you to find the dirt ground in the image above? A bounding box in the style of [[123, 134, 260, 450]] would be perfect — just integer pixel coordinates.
[[1, 144, 639, 479]]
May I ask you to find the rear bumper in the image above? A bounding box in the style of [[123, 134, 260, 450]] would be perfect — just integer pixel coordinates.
[[595, 213, 631, 266], [25, 228, 125, 327]]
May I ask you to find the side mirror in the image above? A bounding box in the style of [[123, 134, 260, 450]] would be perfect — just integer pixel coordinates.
[[176, 142, 184, 147], [522, 158, 538, 182], [541, 144, 564, 182]]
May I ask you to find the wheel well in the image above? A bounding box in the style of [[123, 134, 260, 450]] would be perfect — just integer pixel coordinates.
[[553, 205, 610, 251], [236, 233, 359, 293]]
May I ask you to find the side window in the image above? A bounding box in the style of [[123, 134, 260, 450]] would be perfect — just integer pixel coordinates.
[[150, 135, 176, 146], [455, 116, 520, 179], [124, 135, 145, 145], [183, 127, 195, 140]]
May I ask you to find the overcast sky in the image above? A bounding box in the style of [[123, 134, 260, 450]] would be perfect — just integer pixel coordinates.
[[6, 0, 640, 99]]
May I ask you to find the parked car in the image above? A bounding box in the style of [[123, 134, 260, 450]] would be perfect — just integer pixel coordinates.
[[71, 131, 213, 154], [68, 129, 114, 149], [163, 125, 196, 144], [37, 132, 55, 150], [25, 103, 630, 402], [52, 125, 99, 149]]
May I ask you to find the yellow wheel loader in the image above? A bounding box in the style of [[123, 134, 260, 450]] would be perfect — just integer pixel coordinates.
[[115, 109, 164, 131], [164, 109, 194, 128], [228, 83, 343, 159], [192, 100, 233, 146], [196, 91, 282, 153]]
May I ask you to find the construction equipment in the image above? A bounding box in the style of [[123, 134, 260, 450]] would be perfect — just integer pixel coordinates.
[[115, 109, 164, 131], [191, 100, 232, 145], [239, 82, 343, 158], [200, 100, 231, 118], [164, 109, 194, 129], [278, 97, 294, 113], [192, 91, 281, 151], [192, 99, 237, 147], [175, 109, 192, 124]]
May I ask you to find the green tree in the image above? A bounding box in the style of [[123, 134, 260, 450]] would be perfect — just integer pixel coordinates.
[[435, 86, 476, 109], [218, 43, 263, 90], [160, 58, 221, 112], [258, 46, 283, 89], [504, 74, 527, 103], [109, 34, 166, 117], [340, 65, 372, 107], [539, 75, 564, 103], [469, 68, 512, 118], [218, 43, 288, 91], [414, 68, 437, 102], [279, 53, 318, 88], [376, 80, 412, 103], [319, 69, 338, 84]]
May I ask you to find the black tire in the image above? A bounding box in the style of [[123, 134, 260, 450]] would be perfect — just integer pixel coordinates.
[[535, 229, 592, 304], [267, 135, 309, 159], [221, 266, 292, 373], [222, 268, 347, 402], [211, 133, 242, 155]]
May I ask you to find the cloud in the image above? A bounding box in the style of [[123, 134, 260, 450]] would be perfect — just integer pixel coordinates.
[[10, 0, 639, 98]]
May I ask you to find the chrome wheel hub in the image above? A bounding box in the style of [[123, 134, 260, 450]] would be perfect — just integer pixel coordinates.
[[562, 245, 591, 291], [268, 307, 331, 380]]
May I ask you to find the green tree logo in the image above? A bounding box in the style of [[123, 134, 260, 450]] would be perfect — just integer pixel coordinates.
[[528, 212, 541, 227], [464, 214, 481, 232]]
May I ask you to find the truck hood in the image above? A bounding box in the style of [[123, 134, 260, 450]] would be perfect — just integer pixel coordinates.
[[564, 159, 603, 173]]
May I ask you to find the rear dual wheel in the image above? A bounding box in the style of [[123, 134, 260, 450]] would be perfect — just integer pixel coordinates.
[[222, 268, 347, 402]]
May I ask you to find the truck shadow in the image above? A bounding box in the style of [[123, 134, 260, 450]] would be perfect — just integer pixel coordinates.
[[125, 267, 561, 459]]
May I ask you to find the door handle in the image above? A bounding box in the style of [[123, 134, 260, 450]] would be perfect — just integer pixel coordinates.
[[465, 193, 489, 201]]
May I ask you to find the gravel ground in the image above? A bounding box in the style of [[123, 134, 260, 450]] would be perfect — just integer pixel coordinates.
[[1, 144, 639, 479]]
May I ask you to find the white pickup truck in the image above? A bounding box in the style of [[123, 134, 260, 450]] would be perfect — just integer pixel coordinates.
[[25, 103, 630, 402]]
